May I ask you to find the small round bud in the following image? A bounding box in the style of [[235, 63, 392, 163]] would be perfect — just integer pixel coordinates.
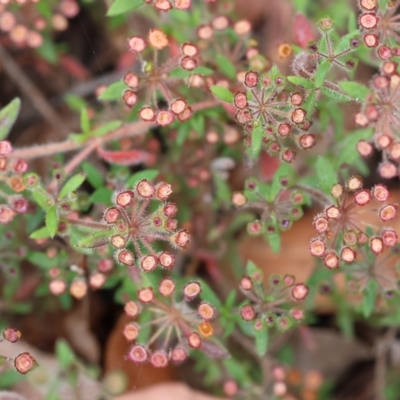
[[234, 92, 248, 109], [136, 179, 155, 198], [310, 239, 326, 257], [380, 204, 398, 221], [313, 216, 329, 233], [232, 192, 247, 207], [291, 108, 306, 124], [234, 19, 251, 35], [198, 322, 214, 338], [240, 276, 253, 290], [148, 29, 169, 49], [292, 283, 309, 300], [117, 249, 135, 266], [379, 162, 397, 179], [198, 302, 216, 321], [278, 123, 291, 137], [183, 281, 201, 300], [124, 301, 140, 317], [370, 237, 384, 254], [278, 42, 292, 58], [211, 15, 229, 31], [104, 207, 120, 224], [347, 176, 363, 191], [0, 140, 12, 156], [150, 351, 169, 368], [123, 322, 140, 341], [244, 71, 258, 87], [359, 13, 378, 29], [139, 107, 156, 121], [247, 220, 263, 235], [89, 273, 106, 289], [340, 247, 356, 263], [197, 24, 213, 40], [378, 45, 392, 60], [290, 308, 304, 320], [355, 112, 369, 127], [3, 327, 21, 343], [127, 36, 146, 53], [70, 279, 87, 299], [187, 332, 201, 349], [14, 352, 37, 374], [173, 230, 190, 248], [159, 252, 175, 269], [138, 287, 154, 303], [241, 304, 255, 321], [49, 279, 67, 295], [116, 191, 134, 207], [155, 0, 172, 11], [182, 43, 198, 57], [170, 347, 187, 362], [155, 183, 172, 200], [299, 134, 316, 149], [319, 17, 333, 30], [382, 230, 398, 246], [357, 140, 373, 156], [111, 235, 126, 249], [158, 278, 175, 297], [373, 184, 390, 201], [127, 345, 148, 363], [141, 255, 158, 272], [364, 33, 378, 47], [359, 0, 377, 10], [180, 56, 197, 71], [326, 205, 341, 219], [354, 189, 371, 206], [170, 98, 186, 115], [123, 72, 140, 88], [156, 110, 174, 126], [324, 252, 339, 269]]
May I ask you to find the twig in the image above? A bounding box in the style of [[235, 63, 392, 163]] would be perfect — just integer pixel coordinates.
[[0, 44, 69, 138], [374, 327, 397, 400], [10, 99, 219, 161]]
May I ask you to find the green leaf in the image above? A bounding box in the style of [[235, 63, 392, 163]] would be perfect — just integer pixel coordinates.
[[99, 80, 126, 101], [0, 98, 21, 140], [92, 120, 122, 137], [213, 174, 231, 205], [266, 232, 281, 253], [246, 260, 259, 276], [46, 206, 58, 238], [36, 2, 52, 19], [80, 108, 90, 134], [169, 66, 214, 78], [216, 54, 236, 79], [379, 0, 390, 8], [107, 0, 143, 16], [30, 226, 51, 240], [314, 61, 331, 88], [127, 169, 159, 186], [35, 35, 58, 64], [255, 325, 268, 356], [32, 189, 54, 211], [302, 89, 316, 117], [320, 87, 352, 102], [27, 251, 55, 269], [338, 81, 371, 101], [77, 229, 112, 249], [59, 172, 86, 199], [64, 94, 87, 112], [362, 279, 378, 318], [89, 187, 113, 205], [287, 76, 315, 89], [82, 162, 104, 188], [210, 85, 234, 103], [56, 339, 75, 368], [315, 156, 338, 194], [251, 125, 263, 156]]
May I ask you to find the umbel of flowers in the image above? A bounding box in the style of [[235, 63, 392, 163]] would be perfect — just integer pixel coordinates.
[[77, 179, 190, 271], [124, 279, 217, 367]]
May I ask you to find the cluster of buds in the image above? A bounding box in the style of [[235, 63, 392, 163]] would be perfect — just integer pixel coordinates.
[[78, 179, 190, 270], [1, 327, 37, 374], [47, 259, 111, 300], [358, 0, 400, 50], [123, 29, 196, 125], [271, 365, 324, 399], [0, 0, 79, 48], [355, 64, 400, 178], [310, 177, 398, 268], [143, 0, 215, 11], [124, 279, 216, 367], [232, 176, 305, 236], [193, 16, 267, 85], [234, 66, 313, 163], [0, 140, 29, 225], [239, 263, 309, 331]]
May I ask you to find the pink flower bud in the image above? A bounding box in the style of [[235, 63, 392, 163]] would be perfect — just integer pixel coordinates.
[[14, 352, 37, 374], [291, 283, 309, 300]]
